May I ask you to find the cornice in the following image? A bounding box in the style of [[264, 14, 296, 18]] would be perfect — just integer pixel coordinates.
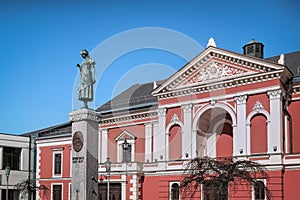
[[69, 108, 100, 122], [155, 71, 282, 100], [99, 110, 158, 126]]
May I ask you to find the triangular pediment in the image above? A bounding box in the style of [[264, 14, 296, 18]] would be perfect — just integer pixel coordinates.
[[115, 130, 136, 141], [152, 46, 287, 97], [175, 60, 258, 89]]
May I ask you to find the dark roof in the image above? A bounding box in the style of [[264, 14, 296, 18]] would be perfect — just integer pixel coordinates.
[[97, 80, 164, 114], [97, 50, 300, 113], [266, 51, 300, 76], [23, 122, 71, 139]]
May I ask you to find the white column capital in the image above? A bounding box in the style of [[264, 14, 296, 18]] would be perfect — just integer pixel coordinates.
[[234, 95, 247, 105], [182, 104, 193, 112], [157, 108, 167, 116], [267, 89, 284, 100]]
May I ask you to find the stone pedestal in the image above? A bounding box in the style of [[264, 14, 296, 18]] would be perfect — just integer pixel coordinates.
[[69, 109, 99, 200]]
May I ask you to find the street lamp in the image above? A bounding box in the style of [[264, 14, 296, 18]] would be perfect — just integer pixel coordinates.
[[122, 138, 129, 149], [5, 164, 11, 200], [105, 158, 111, 200]]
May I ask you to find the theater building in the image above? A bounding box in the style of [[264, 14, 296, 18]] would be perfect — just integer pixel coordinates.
[[32, 39, 300, 200]]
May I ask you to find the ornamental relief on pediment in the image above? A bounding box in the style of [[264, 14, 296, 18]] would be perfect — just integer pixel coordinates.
[[183, 61, 251, 86]]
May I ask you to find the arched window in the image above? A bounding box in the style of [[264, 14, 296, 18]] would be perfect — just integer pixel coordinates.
[[254, 181, 265, 200], [170, 183, 180, 200]]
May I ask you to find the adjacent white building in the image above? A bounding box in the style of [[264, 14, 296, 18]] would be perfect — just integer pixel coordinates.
[[0, 133, 35, 200]]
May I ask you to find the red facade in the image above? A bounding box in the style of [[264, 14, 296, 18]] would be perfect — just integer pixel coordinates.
[[35, 44, 300, 200]]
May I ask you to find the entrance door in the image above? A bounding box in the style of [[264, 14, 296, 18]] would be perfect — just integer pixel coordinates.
[[98, 183, 122, 200]]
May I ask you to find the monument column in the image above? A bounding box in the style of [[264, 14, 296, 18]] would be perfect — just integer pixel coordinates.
[[69, 108, 99, 200]]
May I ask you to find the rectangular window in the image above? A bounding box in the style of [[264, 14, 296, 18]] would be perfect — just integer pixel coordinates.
[[52, 184, 62, 200], [53, 153, 62, 176], [3, 147, 21, 170], [122, 144, 132, 162], [1, 189, 20, 200], [203, 181, 228, 200]]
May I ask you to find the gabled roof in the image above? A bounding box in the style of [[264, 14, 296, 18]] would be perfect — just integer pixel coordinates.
[[23, 122, 71, 139], [97, 80, 164, 114], [96, 47, 299, 113], [152, 46, 290, 98]]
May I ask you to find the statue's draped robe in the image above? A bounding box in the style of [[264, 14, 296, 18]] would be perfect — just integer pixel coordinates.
[[78, 57, 95, 102]]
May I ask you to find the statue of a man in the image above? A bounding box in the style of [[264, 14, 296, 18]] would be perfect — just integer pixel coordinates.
[[77, 49, 96, 108]]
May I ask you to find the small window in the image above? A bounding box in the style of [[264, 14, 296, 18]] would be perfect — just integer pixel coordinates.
[[247, 46, 254, 54], [297, 66, 300, 75], [171, 183, 180, 200], [52, 184, 62, 200], [254, 181, 265, 200], [255, 45, 260, 52], [3, 147, 21, 170], [53, 153, 62, 176]]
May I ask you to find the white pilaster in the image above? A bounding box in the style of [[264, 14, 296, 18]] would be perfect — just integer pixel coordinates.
[[234, 95, 247, 156], [207, 133, 216, 158], [192, 130, 197, 158], [153, 108, 166, 161], [145, 123, 153, 162], [182, 104, 193, 159], [267, 89, 284, 154], [122, 175, 127, 200], [100, 129, 108, 163]]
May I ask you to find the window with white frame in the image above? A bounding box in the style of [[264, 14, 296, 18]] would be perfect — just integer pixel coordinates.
[[117, 138, 134, 162], [253, 181, 266, 200], [169, 182, 180, 200], [52, 184, 62, 200], [115, 130, 136, 162], [52, 150, 63, 177]]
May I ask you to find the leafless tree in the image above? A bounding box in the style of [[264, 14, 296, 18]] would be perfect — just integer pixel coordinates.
[[180, 157, 272, 199]]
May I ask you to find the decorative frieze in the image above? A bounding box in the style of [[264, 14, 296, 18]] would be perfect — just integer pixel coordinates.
[[156, 72, 281, 100], [100, 111, 157, 125], [69, 108, 100, 122]]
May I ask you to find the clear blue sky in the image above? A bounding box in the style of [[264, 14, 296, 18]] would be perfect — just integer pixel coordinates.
[[0, 0, 299, 134]]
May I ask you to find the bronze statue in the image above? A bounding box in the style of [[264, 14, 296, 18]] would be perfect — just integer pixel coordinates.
[[77, 49, 96, 108]]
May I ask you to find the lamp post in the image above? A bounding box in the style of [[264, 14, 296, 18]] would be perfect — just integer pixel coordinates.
[[5, 164, 11, 200], [122, 139, 129, 162], [105, 158, 111, 200]]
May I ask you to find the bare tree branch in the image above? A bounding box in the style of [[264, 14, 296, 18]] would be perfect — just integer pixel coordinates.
[[180, 157, 272, 199]]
